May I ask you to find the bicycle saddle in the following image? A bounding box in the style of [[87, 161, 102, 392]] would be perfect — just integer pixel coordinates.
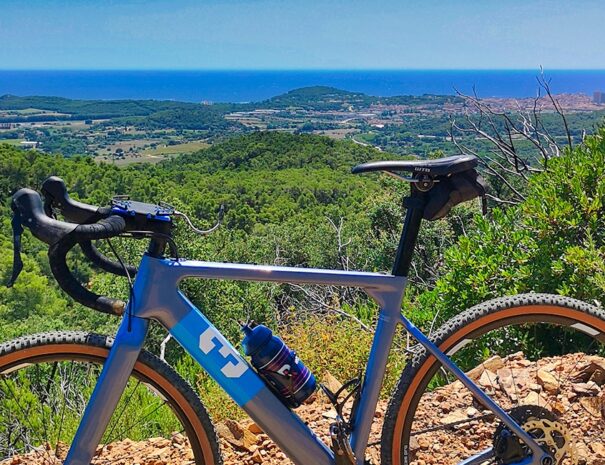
[[352, 154, 477, 178]]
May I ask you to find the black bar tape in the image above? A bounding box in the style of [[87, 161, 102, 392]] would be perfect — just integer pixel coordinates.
[[48, 237, 126, 315], [42, 178, 138, 278], [71, 215, 126, 241], [47, 215, 128, 316]]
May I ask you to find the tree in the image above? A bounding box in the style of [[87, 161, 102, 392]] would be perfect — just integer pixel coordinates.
[[416, 127, 605, 327]]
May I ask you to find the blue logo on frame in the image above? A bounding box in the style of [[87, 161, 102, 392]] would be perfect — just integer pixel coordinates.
[[170, 310, 265, 406]]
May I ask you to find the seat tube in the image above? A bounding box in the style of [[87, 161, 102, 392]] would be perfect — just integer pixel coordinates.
[[64, 313, 149, 465], [350, 285, 405, 463], [350, 310, 399, 462]]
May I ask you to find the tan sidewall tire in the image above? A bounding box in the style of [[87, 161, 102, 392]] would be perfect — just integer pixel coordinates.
[[0, 332, 221, 465], [381, 294, 605, 465]]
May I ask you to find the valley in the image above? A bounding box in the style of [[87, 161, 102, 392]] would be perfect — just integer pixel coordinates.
[[2, 87, 603, 162]]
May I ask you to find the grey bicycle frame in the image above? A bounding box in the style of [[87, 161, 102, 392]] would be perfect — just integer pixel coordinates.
[[64, 253, 548, 465]]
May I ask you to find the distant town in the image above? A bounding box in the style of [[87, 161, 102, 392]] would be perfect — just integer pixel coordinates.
[[1, 87, 604, 163]]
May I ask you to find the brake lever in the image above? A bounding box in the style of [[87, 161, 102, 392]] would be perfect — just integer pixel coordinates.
[[175, 204, 225, 236], [7, 211, 24, 288]]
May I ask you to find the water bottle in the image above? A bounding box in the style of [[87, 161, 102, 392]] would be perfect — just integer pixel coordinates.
[[241, 322, 316, 409]]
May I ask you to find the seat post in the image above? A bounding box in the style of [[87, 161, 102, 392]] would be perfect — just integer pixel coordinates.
[[392, 190, 426, 277]]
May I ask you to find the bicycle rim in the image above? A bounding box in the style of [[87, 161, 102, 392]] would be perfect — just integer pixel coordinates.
[[0, 332, 219, 465], [385, 295, 605, 465]]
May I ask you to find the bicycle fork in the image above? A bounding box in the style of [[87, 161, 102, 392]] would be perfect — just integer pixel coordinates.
[[64, 313, 149, 465]]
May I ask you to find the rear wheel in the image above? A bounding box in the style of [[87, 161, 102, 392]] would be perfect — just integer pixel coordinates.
[[382, 294, 605, 465], [0, 331, 222, 464]]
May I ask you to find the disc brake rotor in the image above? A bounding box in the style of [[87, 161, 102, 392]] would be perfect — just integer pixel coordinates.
[[493, 405, 576, 465], [523, 418, 576, 465]]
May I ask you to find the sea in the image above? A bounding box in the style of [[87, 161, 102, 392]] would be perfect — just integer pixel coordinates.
[[1, 70, 604, 103]]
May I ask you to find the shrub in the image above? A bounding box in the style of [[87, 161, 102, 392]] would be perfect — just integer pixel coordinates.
[[416, 128, 605, 325], [282, 314, 407, 397]]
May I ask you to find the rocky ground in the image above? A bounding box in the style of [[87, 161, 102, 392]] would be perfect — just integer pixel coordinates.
[[5, 353, 605, 465], [408, 352, 605, 465]]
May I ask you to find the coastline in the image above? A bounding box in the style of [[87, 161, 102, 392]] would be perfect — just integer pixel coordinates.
[[1, 69, 604, 103]]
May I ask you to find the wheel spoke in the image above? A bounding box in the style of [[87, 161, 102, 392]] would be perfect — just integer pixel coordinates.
[[35, 363, 51, 455], [411, 412, 496, 436], [0, 375, 48, 461], [54, 360, 77, 458], [102, 379, 142, 444], [107, 398, 169, 444], [396, 297, 605, 465], [0, 336, 216, 465]]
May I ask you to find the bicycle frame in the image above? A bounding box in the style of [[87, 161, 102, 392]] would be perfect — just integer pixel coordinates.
[[64, 253, 548, 465]]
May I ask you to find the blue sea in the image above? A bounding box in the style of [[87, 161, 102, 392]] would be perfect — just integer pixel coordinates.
[[1, 70, 604, 103]]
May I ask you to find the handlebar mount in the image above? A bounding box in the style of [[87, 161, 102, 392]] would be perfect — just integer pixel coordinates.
[[8, 177, 176, 316]]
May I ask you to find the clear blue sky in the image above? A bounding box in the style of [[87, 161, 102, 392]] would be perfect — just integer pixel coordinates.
[[1, 0, 603, 70]]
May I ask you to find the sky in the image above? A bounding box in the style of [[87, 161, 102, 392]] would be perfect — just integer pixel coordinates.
[[1, 0, 604, 70]]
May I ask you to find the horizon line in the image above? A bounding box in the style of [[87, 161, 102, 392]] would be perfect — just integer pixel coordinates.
[[2, 68, 605, 72]]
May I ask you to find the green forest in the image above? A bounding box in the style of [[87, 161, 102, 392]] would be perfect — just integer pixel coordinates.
[[1, 125, 605, 419]]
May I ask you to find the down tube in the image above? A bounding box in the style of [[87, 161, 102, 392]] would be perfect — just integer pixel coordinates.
[[169, 294, 334, 465]]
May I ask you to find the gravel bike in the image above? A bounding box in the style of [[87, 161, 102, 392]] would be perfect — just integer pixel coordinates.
[[2, 155, 604, 465]]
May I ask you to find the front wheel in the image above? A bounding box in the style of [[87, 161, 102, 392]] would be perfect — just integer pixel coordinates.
[[0, 331, 222, 464], [382, 294, 605, 465]]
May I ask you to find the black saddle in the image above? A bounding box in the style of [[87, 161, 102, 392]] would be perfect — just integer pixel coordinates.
[[352, 155, 486, 221], [351, 155, 478, 178]]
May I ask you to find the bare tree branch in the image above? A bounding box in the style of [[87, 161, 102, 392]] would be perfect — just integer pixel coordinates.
[[450, 71, 575, 205], [538, 67, 573, 151], [287, 283, 373, 333]]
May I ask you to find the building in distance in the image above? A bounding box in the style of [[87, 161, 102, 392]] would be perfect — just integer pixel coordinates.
[[594, 91, 605, 104], [20, 141, 39, 150]]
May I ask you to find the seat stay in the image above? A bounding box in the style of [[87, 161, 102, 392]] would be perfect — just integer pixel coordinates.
[[398, 313, 549, 465]]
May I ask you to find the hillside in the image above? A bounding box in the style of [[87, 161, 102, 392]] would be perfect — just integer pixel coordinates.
[[0, 94, 197, 119], [261, 86, 372, 110], [1, 128, 605, 464], [0, 87, 461, 120]]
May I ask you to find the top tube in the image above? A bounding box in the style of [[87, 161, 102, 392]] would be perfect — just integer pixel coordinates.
[[131, 254, 407, 329]]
